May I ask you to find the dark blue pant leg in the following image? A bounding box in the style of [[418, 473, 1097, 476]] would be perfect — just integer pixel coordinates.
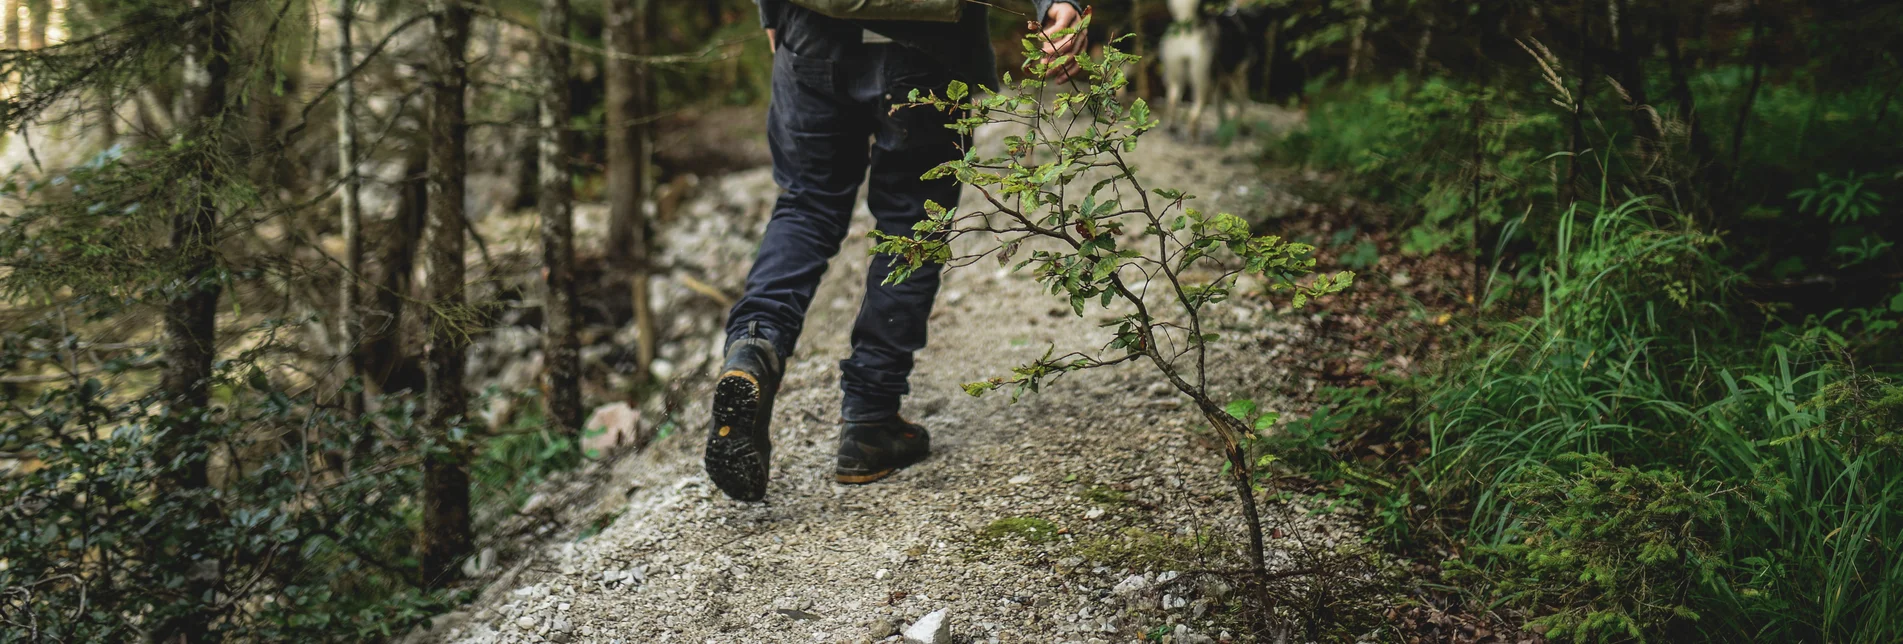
[[838, 46, 968, 421], [726, 44, 872, 358]]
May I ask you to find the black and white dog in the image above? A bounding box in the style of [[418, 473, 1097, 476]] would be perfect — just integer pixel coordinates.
[[1158, 0, 1274, 139]]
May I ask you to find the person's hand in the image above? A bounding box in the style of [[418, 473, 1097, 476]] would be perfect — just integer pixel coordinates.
[[766, 28, 777, 53], [1035, 3, 1088, 83]]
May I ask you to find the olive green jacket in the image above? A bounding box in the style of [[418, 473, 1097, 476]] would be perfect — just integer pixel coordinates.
[[756, 0, 1079, 90]]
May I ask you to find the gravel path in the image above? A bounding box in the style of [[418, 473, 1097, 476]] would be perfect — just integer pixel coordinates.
[[422, 105, 1368, 644]]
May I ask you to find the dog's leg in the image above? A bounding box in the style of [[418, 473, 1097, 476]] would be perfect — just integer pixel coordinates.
[[1163, 52, 1186, 138], [1226, 59, 1253, 122], [1188, 33, 1213, 142]]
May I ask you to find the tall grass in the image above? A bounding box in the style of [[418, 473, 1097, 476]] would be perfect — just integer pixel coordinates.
[[1416, 201, 1903, 641]]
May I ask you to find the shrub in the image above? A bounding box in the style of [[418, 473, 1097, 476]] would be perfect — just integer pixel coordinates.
[[872, 21, 1351, 581], [0, 374, 458, 642]]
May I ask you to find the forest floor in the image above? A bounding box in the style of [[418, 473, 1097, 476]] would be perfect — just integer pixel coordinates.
[[416, 104, 1444, 644]]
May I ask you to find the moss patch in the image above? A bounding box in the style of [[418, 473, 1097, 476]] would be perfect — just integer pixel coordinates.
[[1072, 527, 1231, 570], [979, 516, 1061, 545], [1081, 484, 1129, 506]]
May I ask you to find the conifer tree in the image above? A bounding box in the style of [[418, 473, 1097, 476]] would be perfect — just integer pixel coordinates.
[[421, 0, 474, 588], [540, 0, 582, 437]]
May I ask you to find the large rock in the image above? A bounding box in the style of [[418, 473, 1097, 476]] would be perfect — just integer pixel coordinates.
[[902, 608, 950, 644], [581, 403, 642, 459]]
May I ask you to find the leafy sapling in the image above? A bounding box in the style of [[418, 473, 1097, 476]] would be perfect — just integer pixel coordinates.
[[870, 21, 1353, 579]]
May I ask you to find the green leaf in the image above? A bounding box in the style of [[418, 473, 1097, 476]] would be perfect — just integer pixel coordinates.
[[946, 80, 969, 102], [1252, 411, 1280, 430], [1224, 399, 1256, 419]]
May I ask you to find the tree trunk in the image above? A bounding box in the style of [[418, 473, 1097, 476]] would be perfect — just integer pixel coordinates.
[[1667, 10, 1727, 217], [1662, 12, 1717, 192], [1262, 20, 1278, 100], [362, 145, 429, 400], [1565, 0, 1591, 205], [1346, 0, 1370, 80], [540, 0, 582, 435], [421, 0, 473, 589], [1607, 0, 1662, 171], [5, 0, 21, 51], [1876, 82, 1897, 129], [1411, 13, 1434, 78], [1470, 88, 1485, 312], [155, 3, 232, 640], [1194, 404, 1267, 579], [334, 0, 364, 417], [605, 0, 656, 382], [25, 0, 44, 48], [1730, 0, 1764, 169]]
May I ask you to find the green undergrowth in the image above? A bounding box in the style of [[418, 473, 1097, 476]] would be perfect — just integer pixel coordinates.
[[0, 362, 591, 641], [1274, 203, 1903, 641], [1269, 73, 1903, 282], [1262, 54, 1903, 640]]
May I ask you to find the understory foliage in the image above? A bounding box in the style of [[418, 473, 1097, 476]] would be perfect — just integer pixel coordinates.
[[872, 19, 1352, 590], [0, 1, 600, 638], [1265, 9, 1903, 637], [1453, 454, 1722, 640], [0, 371, 455, 640], [1415, 208, 1902, 642]]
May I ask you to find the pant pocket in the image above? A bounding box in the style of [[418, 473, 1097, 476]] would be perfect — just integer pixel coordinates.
[[880, 45, 953, 97], [775, 46, 836, 97]]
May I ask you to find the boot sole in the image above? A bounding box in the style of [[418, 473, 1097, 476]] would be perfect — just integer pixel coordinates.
[[704, 370, 768, 501], [834, 469, 896, 485]]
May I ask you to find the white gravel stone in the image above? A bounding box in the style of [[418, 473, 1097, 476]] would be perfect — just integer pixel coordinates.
[[902, 608, 951, 644]]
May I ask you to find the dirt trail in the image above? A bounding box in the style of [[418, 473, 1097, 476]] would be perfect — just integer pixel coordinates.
[[423, 105, 1365, 644]]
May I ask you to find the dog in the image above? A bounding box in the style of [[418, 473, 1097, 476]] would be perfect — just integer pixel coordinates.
[[1158, 0, 1274, 140], [1158, 0, 1218, 139]]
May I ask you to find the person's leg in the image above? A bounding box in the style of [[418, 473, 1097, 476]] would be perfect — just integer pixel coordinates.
[[708, 16, 869, 502], [837, 44, 968, 421], [724, 26, 872, 359]]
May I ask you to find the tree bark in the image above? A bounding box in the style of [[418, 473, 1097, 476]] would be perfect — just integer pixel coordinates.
[[1607, 0, 1663, 171], [1662, 12, 1717, 191], [1190, 402, 1267, 580], [25, 0, 44, 48], [421, 0, 473, 589], [540, 0, 582, 436], [605, 0, 656, 381], [1222, 440, 1267, 579], [1565, 0, 1592, 206], [1730, 0, 1764, 169], [1346, 0, 1370, 80], [362, 145, 428, 400], [5, 0, 21, 50], [1262, 20, 1278, 99], [334, 0, 364, 417], [1470, 87, 1485, 312], [155, 3, 233, 640], [1411, 13, 1434, 78]]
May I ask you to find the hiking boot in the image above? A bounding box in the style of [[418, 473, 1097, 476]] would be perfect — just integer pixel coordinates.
[[704, 324, 783, 501], [834, 416, 931, 484]]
